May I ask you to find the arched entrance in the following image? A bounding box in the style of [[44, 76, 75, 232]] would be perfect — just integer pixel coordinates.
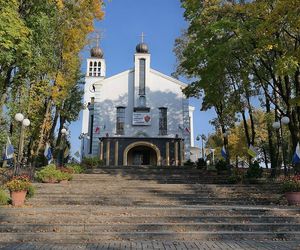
[[123, 141, 161, 166]]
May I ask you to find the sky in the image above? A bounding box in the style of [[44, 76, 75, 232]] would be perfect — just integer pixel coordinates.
[[68, 0, 216, 155]]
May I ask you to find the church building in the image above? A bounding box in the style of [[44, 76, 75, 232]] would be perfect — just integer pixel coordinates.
[[81, 38, 195, 166]]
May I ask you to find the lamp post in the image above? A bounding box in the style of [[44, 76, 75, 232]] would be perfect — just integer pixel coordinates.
[[272, 116, 290, 176], [223, 130, 230, 164], [60, 128, 69, 167], [210, 148, 215, 165], [196, 134, 206, 159], [14, 113, 30, 175], [79, 133, 90, 159]]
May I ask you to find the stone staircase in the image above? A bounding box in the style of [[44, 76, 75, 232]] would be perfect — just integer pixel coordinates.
[[0, 166, 300, 244]]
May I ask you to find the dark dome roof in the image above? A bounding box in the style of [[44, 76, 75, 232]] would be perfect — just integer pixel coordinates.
[[90, 47, 103, 58], [136, 43, 149, 53]]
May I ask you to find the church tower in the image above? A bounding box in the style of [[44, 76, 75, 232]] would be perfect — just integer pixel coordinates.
[[81, 42, 106, 159], [134, 33, 151, 108]]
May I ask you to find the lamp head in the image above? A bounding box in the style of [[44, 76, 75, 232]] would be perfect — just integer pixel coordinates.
[[281, 116, 290, 125], [272, 121, 280, 129], [61, 128, 67, 134], [15, 113, 24, 122], [22, 118, 30, 127]]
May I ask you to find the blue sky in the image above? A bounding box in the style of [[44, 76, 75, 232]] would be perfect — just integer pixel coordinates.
[[68, 0, 216, 155]]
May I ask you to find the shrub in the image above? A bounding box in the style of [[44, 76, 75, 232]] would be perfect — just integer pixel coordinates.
[[196, 158, 207, 168], [5, 175, 32, 192], [58, 172, 73, 181], [246, 161, 263, 179], [280, 175, 300, 193], [82, 157, 104, 169], [184, 159, 195, 166], [215, 160, 228, 172], [58, 167, 75, 174], [0, 188, 9, 205], [228, 168, 244, 184], [35, 164, 63, 183], [66, 163, 85, 174], [26, 185, 36, 199]]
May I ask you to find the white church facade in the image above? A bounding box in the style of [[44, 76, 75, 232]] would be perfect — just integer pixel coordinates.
[[81, 40, 195, 166]]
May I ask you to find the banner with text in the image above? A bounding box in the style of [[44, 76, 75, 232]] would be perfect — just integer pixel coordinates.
[[132, 112, 151, 126]]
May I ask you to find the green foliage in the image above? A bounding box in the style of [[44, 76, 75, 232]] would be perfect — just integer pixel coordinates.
[[281, 175, 300, 193], [35, 164, 63, 183], [5, 175, 32, 192], [246, 161, 263, 179], [0, 188, 9, 205], [215, 160, 228, 172], [82, 157, 104, 169], [228, 168, 244, 184], [184, 159, 195, 166], [66, 163, 85, 174], [26, 185, 35, 199]]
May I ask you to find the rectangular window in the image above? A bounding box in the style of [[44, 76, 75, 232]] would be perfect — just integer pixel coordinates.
[[159, 107, 167, 135], [116, 107, 125, 135], [139, 59, 145, 95]]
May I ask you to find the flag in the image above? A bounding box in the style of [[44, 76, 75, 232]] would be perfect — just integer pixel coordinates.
[[95, 127, 100, 133], [5, 136, 14, 160], [74, 151, 80, 158], [292, 142, 300, 164], [178, 125, 184, 131], [44, 143, 52, 163], [185, 127, 190, 134], [247, 144, 259, 158], [221, 146, 227, 159]]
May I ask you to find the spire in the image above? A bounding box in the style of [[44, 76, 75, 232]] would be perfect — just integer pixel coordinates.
[[136, 32, 149, 53], [90, 32, 103, 58]]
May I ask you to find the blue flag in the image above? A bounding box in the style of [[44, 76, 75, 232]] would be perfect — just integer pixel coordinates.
[[4, 136, 14, 160], [44, 143, 52, 163], [292, 142, 300, 164], [221, 146, 227, 159]]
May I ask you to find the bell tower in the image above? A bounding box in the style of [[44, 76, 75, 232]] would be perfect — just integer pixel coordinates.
[[82, 37, 106, 135], [134, 32, 151, 108]]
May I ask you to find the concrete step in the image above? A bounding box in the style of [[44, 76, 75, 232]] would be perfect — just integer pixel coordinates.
[[1, 215, 299, 224], [0, 231, 299, 242], [0, 222, 300, 233]]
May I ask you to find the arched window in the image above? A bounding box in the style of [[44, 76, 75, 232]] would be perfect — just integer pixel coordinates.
[[116, 107, 125, 135], [94, 61, 97, 66], [139, 59, 146, 95], [159, 107, 167, 135]]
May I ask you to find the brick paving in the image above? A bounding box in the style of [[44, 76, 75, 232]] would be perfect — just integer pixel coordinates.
[[0, 240, 300, 250]]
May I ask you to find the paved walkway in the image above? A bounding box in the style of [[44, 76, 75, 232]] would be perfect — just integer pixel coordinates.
[[0, 240, 300, 250]]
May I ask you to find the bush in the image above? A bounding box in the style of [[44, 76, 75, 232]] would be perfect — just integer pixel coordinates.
[[228, 168, 244, 184], [66, 163, 85, 174], [280, 175, 300, 193], [196, 158, 207, 168], [82, 157, 104, 169], [184, 159, 195, 166], [26, 185, 36, 199], [246, 161, 263, 179], [59, 172, 73, 181], [35, 164, 63, 183], [0, 188, 9, 205], [215, 160, 228, 172], [5, 175, 32, 192]]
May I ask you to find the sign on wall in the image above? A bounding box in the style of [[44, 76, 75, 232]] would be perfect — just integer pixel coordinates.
[[133, 112, 151, 126]]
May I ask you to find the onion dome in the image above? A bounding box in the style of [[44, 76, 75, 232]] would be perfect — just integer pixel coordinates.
[[90, 47, 103, 58], [136, 43, 149, 53]]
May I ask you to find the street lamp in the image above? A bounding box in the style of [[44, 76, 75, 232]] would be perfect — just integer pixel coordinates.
[[196, 134, 206, 159], [59, 128, 69, 167], [272, 116, 290, 175], [79, 133, 90, 159], [14, 113, 30, 175]]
